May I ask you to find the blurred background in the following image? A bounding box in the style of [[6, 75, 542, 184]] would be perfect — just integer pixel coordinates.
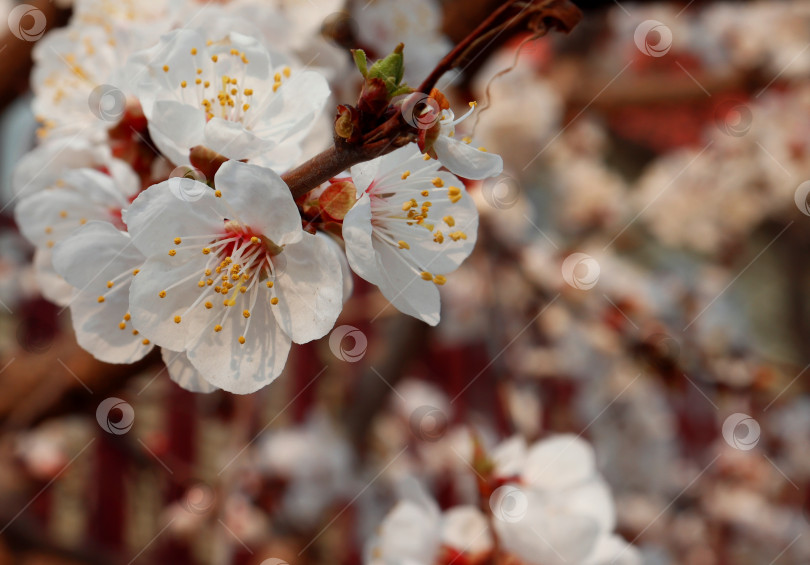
[[0, 0, 809, 564]]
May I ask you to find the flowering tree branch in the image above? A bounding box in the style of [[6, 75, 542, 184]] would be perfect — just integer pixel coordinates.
[[281, 0, 582, 198]]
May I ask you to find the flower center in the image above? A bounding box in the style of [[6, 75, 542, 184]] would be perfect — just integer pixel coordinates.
[[163, 43, 293, 125], [158, 220, 285, 345]]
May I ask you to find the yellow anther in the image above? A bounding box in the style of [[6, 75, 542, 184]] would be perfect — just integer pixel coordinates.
[[198, 280, 205, 288], [469, 101, 477, 108], [270, 297, 279, 305], [215, 190, 222, 197], [204, 80, 210, 88], [211, 55, 218, 62], [195, 78, 202, 85], [174, 316, 181, 324], [421, 190, 429, 197], [159, 290, 166, 298], [243, 310, 250, 318], [423, 154, 431, 160], [133, 269, 140, 275], [181, 80, 187, 88], [230, 48, 239, 55], [174, 237, 182, 244], [274, 72, 281, 82], [106, 281, 114, 288], [206, 279, 214, 286], [443, 216, 455, 226], [162, 65, 169, 72], [434, 274, 447, 285], [132, 329, 139, 335], [266, 281, 274, 288], [449, 231, 467, 241], [124, 313, 131, 321], [283, 67, 291, 77], [45, 226, 52, 234], [205, 301, 213, 309], [60, 210, 68, 218], [273, 83, 281, 92], [47, 241, 54, 248], [97, 296, 105, 303], [420, 271, 433, 281], [398, 240, 410, 250], [80, 218, 87, 225], [168, 249, 176, 256], [202, 247, 211, 254], [214, 325, 222, 332], [479, 147, 487, 152], [119, 322, 126, 330], [190, 48, 197, 55], [197, 68, 202, 75], [142, 339, 150, 345], [241, 55, 249, 64], [401, 171, 411, 180], [432, 177, 444, 188], [462, 136, 472, 144], [244, 88, 253, 96], [433, 231, 444, 244], [205, 269, 212, 276], [238, 336, 246, 344], [243, 104, 250, 111]]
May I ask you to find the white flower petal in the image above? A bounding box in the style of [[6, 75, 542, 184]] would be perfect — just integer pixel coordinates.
[[521, 434, 597, 490], [213, 160, 302, 246], [582, 535, 642, 565], [342, 196, 381, 285], [374, 240, 441, 325], [272, 231, 343, 344], [33, 248, 74, 307], [204, 118, 275, 160], [441, 506, 492, 556], [148, 100, 206, 166], [123, 180, 224, 257], [162, 348, 217, 393], [186, 300, 291, 394], [433, 135, 503, 180], [52, 222, 150, 364], [318, 232, 353, 304], [128, 256, 212, 351]]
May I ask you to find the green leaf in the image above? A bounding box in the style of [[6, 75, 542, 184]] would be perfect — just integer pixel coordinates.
[[352, 49, 368, 78], [368, 43, 406, 95]]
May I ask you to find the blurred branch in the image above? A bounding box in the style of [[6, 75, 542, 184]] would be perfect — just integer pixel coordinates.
[[0, 334, 158, 431], [282, 0, 581, 197], [0, 0, 69, 114], [346, 315, 429, 452]]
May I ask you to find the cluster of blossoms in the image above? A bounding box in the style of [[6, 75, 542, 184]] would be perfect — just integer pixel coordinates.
[[14, 0, 502, 394]]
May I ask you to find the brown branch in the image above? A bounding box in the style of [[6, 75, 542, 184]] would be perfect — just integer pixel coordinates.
[[281, 0, 582, 197]]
